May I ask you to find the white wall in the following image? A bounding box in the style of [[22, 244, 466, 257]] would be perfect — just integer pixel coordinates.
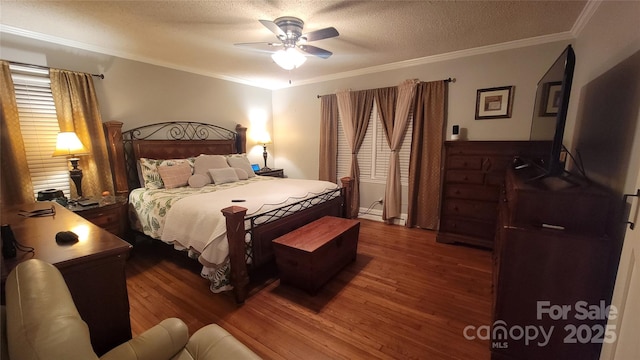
[[272, 1, 639, 219], [272, 41, 570, 217], [567, 0, 640, 195], [0, 32, 274, 167], [272, 42, 572, 181], [3, 0, 638, 216]]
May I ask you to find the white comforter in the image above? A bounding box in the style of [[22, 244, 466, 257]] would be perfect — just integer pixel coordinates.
[[158, 178, 339, 266]]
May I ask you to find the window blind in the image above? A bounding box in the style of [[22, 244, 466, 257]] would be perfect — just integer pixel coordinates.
[[337, 104, 375, 182], [337, 100, 412, 186], [10, 64, 70, 200]]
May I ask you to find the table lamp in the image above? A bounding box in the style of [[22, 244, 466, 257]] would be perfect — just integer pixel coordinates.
[[52, 131, 89, 198], [256, 131, 272, 171]]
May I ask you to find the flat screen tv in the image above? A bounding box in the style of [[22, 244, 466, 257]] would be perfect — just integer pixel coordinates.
[[529, 44, 575, 177]]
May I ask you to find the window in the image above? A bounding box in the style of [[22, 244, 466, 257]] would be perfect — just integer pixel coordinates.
[[337, 100, 413, 186], [10, 64, 70, 200]]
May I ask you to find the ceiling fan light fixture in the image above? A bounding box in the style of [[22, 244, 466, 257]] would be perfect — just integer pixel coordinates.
[[272, 48, 307, 70]]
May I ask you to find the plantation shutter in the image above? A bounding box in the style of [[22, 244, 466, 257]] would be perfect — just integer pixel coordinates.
[[337, 105, 375, 181], [10, 64, 70, 199], [337, 100, 412, 186]]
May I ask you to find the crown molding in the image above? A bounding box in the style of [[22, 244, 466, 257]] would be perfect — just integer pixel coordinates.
[[0, 24, 262, 88], [288, 31, 575, 89], [1, 19, 581, 91], [571, 0, 603, 37]]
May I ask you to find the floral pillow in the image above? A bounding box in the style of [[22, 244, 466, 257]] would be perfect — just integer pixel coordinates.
[[157, 162, 192, 189], [139, 157, 195, 189]]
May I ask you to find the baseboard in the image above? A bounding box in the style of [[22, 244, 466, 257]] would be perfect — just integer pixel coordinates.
[[357, 208, 406, 226]]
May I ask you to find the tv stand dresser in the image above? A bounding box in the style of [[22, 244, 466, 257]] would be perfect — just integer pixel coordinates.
[[492, 167, 614, 359]]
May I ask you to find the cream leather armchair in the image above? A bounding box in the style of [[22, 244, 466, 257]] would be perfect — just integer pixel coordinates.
[[1, 259, 261, 360]]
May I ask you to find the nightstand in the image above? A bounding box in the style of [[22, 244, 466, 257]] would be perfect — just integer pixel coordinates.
[[255, 168, 285, 178], [68, 196, 129, 240]]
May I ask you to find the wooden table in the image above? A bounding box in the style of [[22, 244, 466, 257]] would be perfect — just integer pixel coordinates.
[[1, 201, 132, 356]]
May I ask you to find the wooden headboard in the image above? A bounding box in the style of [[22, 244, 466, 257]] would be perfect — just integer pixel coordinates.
[[104, 121, 247, 196]]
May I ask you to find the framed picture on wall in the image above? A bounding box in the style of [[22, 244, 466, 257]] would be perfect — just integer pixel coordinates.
[[475, 86, 515, 120], [541, 81, 562, 116]]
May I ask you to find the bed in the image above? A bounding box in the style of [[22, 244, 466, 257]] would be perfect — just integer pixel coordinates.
[[103, 121, 353, 303]]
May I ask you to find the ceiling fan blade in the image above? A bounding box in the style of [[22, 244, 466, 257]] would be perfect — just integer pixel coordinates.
[[302, 27, 339, 42], [299, 44, 333, 59], [259, 19, 286, 38], [234, 42, 283, 53]]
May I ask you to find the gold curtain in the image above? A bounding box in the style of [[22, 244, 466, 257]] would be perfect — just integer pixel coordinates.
[[336, 89, 374, 218], [318, 94, 338, 183], [0, 61, 35, 206], [406, 80, 446, 229], [375, 80, 418, 221], [50, 69, 114, 198]]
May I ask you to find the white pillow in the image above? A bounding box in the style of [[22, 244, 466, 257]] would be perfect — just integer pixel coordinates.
[[209, 167, 240, 184], [226, 154, 256, 178], [233, 168, 248, 180], [194, 155, 229, 177], [188, 174, 211, 188]]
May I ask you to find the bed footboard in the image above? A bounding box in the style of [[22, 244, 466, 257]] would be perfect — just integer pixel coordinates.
[[221, 206, 250, 303], [222, 176, 354, 304]]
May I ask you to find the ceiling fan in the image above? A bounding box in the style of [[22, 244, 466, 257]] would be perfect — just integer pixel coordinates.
[[235, 16, 339, 70]]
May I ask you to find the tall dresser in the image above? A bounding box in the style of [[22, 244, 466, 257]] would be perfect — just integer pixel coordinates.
[[437, 141, 550, 249]]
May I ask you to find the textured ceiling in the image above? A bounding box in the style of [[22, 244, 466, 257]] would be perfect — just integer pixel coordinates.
[[0, 1, 587, 89]]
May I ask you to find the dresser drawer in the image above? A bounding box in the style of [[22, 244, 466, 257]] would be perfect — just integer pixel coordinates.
[[445, 184, 500, 201], [83, 211, 119, 228], [485, 171, 506, 186], [484, 156, 513, 172], [447, 156, 483, 170], [443, 199, 497, 221], [445, 170, 485, 184], [440, 216, 496, 239], [71, 198, 128, 239]]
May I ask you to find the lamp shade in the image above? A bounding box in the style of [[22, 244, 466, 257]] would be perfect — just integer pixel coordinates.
[[255, 131, 272, 145], [52, 132, 89, 157], [271, 48, 307, 70]]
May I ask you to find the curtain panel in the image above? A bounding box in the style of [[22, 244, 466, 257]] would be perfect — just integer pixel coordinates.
[[336, 89, 374, 218], [50, 69, 114, 198], [0, 61, 35, 205], [318, 94, 338, 183], [374, 80, 418, 221], [406, 80, 446, 229]]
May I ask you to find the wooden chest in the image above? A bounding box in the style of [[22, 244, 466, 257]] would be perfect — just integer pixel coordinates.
[[272, 216, 360, 294]]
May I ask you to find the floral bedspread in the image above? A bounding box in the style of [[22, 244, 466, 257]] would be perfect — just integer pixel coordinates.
[[129, 176, 275, 239], [129, 176, 340, 293]]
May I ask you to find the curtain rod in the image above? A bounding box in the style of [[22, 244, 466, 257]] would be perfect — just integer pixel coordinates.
[[7, 60, 105, 79], [316, 77, 454, 98]]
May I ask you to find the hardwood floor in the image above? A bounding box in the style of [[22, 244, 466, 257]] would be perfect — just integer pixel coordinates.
[[126, 219, 492, 359]]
